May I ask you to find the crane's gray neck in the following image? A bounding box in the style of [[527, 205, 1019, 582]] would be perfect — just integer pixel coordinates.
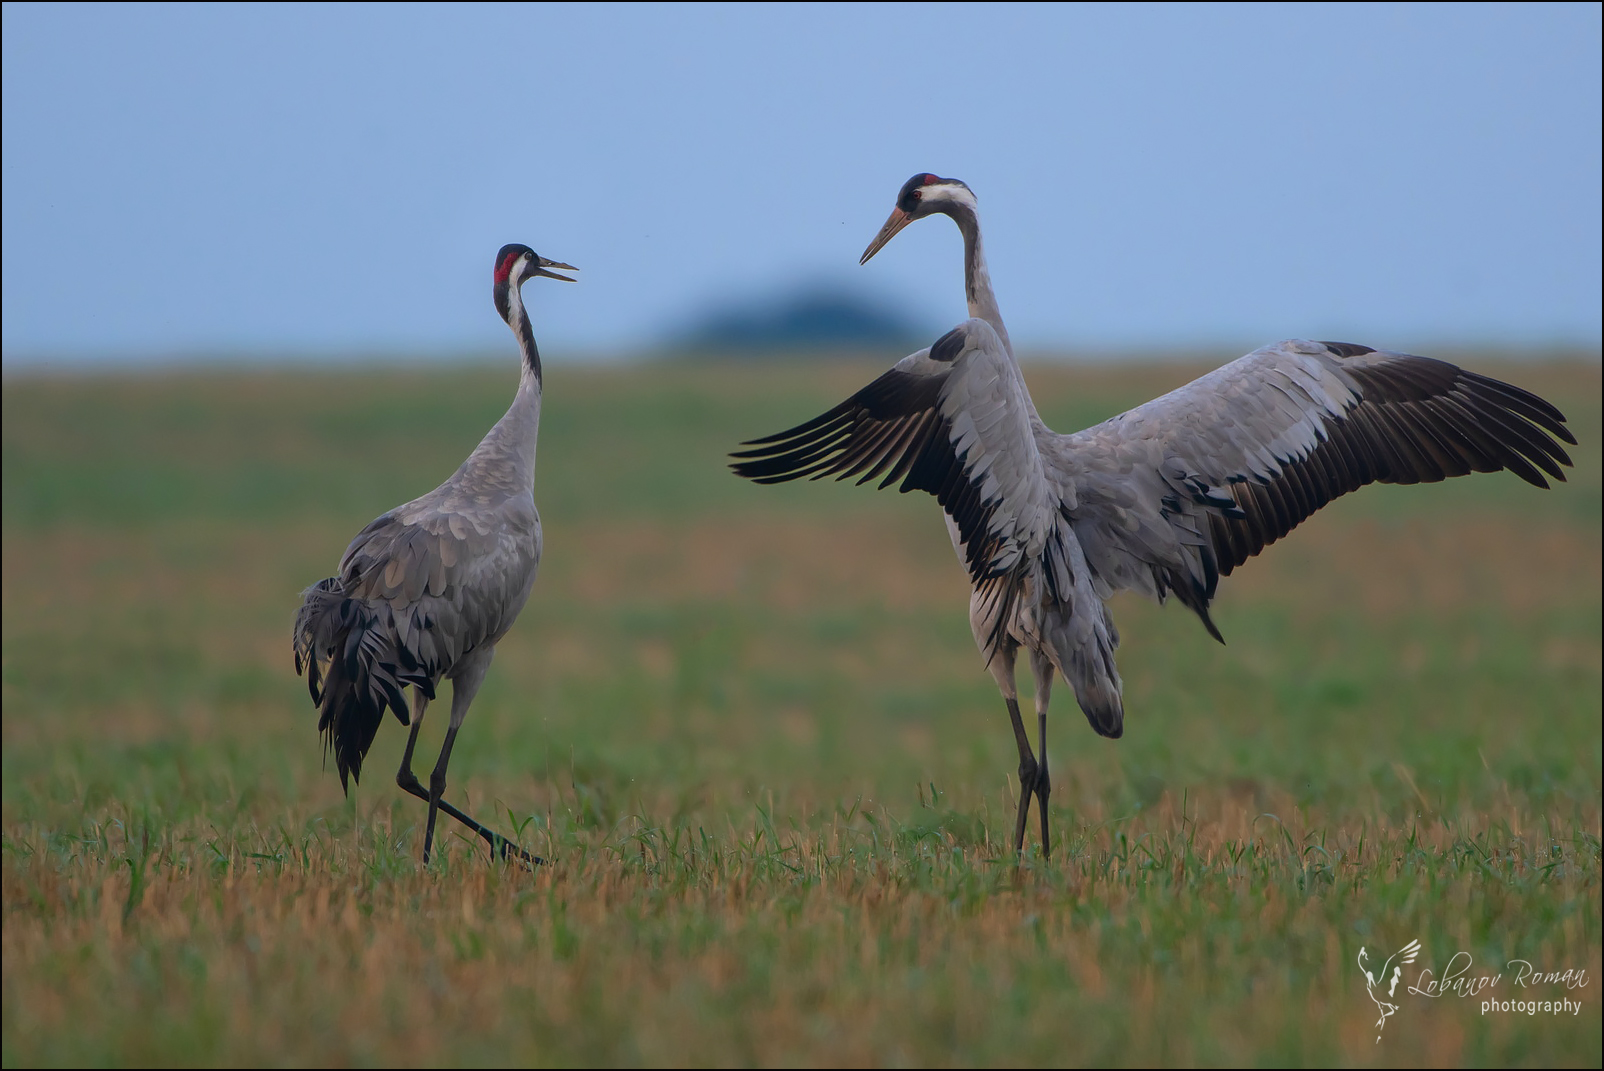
[[504, 282, 542, 386], [947, 203, 1045, 430], [461, 284, 543, 494], [948, 204, 1012, 358]]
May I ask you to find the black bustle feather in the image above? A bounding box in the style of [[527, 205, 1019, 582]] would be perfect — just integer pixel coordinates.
[[292, 578, 426, 793]]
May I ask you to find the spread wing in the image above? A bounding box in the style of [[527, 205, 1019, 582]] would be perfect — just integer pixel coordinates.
[[1061, 340, 1575, 636], [730, 318, 1064, 655]]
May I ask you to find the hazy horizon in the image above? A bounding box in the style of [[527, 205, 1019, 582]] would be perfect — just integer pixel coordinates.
[[4, 3, 1600, 367]]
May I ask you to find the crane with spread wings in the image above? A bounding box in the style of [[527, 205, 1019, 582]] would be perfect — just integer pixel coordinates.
[[732, 174, 1575, 857]]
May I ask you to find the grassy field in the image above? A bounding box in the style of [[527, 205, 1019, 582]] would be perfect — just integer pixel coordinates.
[[2, 356, 1600, 1067]]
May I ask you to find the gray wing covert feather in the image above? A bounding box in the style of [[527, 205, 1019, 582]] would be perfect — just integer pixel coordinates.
[[338, 495, 541, 678]]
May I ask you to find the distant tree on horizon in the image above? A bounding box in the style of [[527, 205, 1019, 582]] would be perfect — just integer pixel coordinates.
[[672, 284, 922, 357]]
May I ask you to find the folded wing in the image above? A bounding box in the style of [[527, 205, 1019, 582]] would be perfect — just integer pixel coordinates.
[[292, 493, 539, 788]]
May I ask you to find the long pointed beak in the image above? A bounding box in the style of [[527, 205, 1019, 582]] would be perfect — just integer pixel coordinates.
[[860, 207, 914, 265], [535, 256, 578, 282]]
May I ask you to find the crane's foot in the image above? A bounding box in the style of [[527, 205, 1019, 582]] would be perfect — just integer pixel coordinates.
[[484, 832, 544, 870], [395, 773, 542, 868]]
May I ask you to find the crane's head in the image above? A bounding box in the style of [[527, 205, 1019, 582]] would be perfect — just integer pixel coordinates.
[[493, 243, 577, 322], [860, 173, 977, 265]]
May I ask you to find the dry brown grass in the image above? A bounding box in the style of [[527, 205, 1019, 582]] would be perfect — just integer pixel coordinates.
[[5, 793, 1597, 1067]]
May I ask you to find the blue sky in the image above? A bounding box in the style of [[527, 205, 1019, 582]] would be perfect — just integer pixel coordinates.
[[2, 2, 1599, 364]]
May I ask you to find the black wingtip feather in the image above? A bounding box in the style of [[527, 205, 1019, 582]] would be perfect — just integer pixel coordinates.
[[1210, 356, 1575, 579]]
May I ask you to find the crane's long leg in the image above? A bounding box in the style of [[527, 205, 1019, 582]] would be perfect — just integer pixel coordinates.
[[396, 690, 516, 854], [395, 687, 432, 793], [400, 654, 540, 867], [989, 645, 1040, 854], [1005, 695, 1039, 854], [1029, 650, 1054, 858]]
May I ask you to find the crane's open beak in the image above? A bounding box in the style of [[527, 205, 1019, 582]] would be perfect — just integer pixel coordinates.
[[535, 256, 578, 282], [860, 207, 914, 265]]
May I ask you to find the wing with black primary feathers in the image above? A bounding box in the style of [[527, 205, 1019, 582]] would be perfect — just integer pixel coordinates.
[[1060, 340, 1575, 637], [731, 319, 1065, 656]]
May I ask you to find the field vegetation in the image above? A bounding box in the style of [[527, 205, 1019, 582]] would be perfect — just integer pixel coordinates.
[[3, 356, 1600, 1066]]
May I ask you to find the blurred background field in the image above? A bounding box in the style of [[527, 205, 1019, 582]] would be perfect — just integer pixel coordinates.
[[2, 355, 1599, 1066]]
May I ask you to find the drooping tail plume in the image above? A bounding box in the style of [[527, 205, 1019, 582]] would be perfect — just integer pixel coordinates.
[[292, 578, 434, 791]]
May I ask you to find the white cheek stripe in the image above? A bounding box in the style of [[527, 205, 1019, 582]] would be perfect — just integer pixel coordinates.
[[922, 183, 978, 212], [504, 256, 531, 326]]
